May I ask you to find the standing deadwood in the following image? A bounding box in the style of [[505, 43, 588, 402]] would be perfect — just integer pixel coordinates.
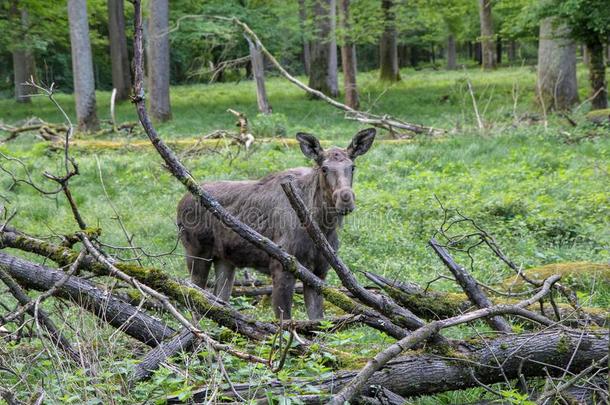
[[537, 18, 579, 111], [298, 0, 311, 75], [446, 34, 457, 70], [308, 0, 339, 97], [0, 252, 175, 346], [379, 0, 400, 81], [586, 38, 608, 110], [67, 0, 99, 132], [478, 0, 496, 69], [147, 0, 172, 121], [10, 2, 36, 103], [108, 0, 132, 101], [245, 37, 271, 114], [338, 0, 359, 109], [429, 238, 512, 333]]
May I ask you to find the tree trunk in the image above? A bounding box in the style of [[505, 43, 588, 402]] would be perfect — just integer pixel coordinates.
[[108, 0, 131, 101], [536, 18, 579, 111], [10, 3, 35, 103], [508, 39, 517, 63], [67, 0, 99, 131], [496, 36, 502, 64], [246, 37, 271, 114], [582, 44, 590, 67], [308, 0, 339, 97], [586, 39, 608, 110], [328, 0, 339, 96], [0, 252, 175, 346], [446, 34, 457, 70], [183, 329, 608, 402], [379, 0, 400, 81], [338, 0, 359, 109], [147, 0, 172, 121], [478, 0, 496, 69], [298, 0, 311, 75]]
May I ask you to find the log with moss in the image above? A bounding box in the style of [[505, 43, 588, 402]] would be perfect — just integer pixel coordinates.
[[177, 329, 608, 402]]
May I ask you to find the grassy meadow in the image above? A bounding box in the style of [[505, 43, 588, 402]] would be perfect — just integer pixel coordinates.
[[0, 65, 609, 403]]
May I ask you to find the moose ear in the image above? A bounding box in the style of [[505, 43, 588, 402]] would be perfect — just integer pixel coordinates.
[[296, 132, 324, 163], [347, 128, 376, 159]]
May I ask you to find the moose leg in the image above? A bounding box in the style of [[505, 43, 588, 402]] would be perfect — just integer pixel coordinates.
[[213, 259, 236, 302], [185, 248, 212, 289], [270, 261, 296, 320], [304, 265, 328, 320]]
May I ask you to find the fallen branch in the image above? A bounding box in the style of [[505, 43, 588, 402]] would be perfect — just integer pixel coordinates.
[[0, 252, 175, 346], [329, 275, 561, 403], [429, 238, 512, 332], [228, 17, 444, 137], [0, 259, 85, 368]]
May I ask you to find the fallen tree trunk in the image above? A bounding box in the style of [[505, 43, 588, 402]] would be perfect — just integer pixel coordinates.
[[0, 230, 279, 341], [365, 271, 607, 326], [0, 252, 175, 346], [179, 329, 608, 403]]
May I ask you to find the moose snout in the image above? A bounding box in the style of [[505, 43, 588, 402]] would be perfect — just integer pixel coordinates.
[[333, 188, 356, 215]]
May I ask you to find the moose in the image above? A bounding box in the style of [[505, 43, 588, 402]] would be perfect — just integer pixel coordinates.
[[177, 128, 376, 320]]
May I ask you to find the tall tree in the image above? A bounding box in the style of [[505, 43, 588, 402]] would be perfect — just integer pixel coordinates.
[[298, 0, 311, 75], [446, 34, 457, 70], [308, 0, 338, 97], [542, 0, 609, 110], [108, 0, 131, 101], [379, 0, 400, 81], [147, 0, 172, 121], [338, 0, 359, 109], [478, 0, 496, 69], [328, 0, 339, 96], [536, 18, 578, 111], [10, 1, 36, 103], [67, 0, 99, 131]]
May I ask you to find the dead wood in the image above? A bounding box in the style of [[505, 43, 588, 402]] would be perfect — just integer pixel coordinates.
[[178, 329, 608, 403], [0, 252, 175, 346], [0, 229, 278, 341], [0, 259, 85, 367], [429, 238, 512, 333], [364, 271, 607, 326]]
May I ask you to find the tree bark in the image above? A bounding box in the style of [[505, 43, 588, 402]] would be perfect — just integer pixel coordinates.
[[308, 0, 338, 97], [0, 252, 175, 346], [182, 329, 608, 402], [67, 0, 99, 131], [379, 0, 400, 81], [298, 0, 311, 75], [496, 36, 502, 64], [586, 38, 608, 110], [147, 0, 172, 121], [537, 18, 579, 111], [328, 0, 339, 96], [108, 0, 131, 101], [446, 34, 457, 70], [246, 37, 271, 114], [338, 0, 359, 109], [478, 0, 496, 69]]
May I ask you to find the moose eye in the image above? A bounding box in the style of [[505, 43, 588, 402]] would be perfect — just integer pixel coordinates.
[[351, 165, 356, 172], [321, 166, 328, 174]]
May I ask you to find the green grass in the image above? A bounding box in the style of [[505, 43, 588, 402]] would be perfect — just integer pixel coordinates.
[[1, 65, 609, 404]]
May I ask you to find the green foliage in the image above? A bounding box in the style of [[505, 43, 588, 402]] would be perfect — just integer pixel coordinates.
[[538, 0, 610, 44]]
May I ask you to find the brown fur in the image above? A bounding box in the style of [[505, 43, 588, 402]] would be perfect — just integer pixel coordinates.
[[177, 129, 376, 319]]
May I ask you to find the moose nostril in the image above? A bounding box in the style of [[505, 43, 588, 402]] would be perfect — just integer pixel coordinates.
[[340, 190, 352, 201]]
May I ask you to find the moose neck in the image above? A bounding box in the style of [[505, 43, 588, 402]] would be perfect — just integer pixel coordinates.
[[299, 168, 343, 233]]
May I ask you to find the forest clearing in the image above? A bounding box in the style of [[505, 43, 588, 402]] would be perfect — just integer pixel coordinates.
[[0, 0, 609, 404]]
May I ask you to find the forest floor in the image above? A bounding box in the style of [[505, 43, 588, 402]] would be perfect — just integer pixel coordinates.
[[0, 65, 609, 404]]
